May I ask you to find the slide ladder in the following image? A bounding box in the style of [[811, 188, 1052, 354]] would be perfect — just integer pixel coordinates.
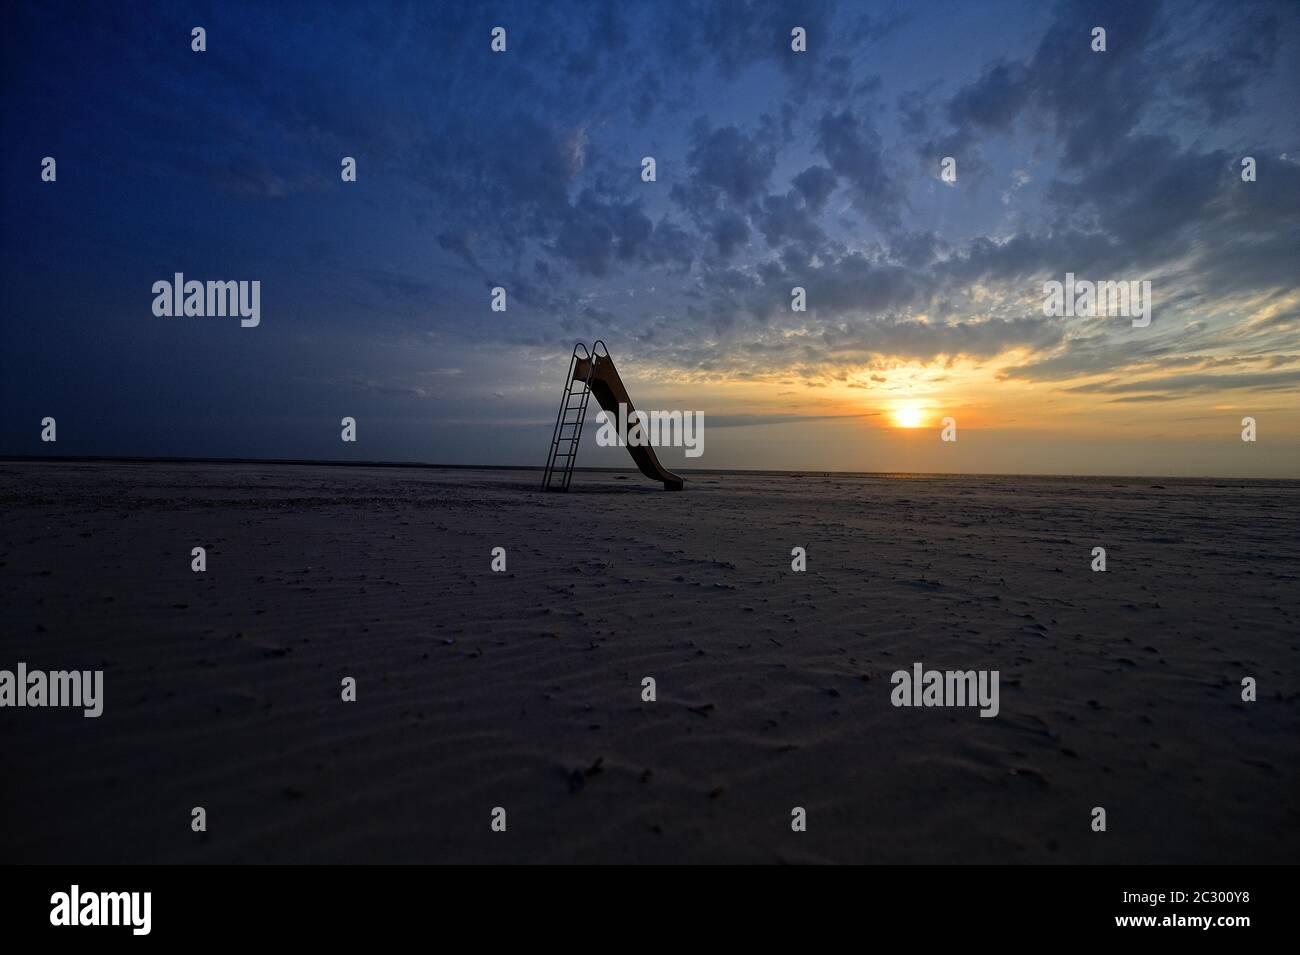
[[541, 343, 595, 491]]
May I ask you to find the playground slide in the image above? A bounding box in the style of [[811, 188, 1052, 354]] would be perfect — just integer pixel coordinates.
[[575, 353, 685, 491]]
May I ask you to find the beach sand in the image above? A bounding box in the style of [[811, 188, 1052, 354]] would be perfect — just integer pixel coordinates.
[[1, 460, 1297, 864]]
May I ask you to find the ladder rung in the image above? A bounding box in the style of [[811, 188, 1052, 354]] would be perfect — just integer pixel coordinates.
[[545, 372, 590, 492]]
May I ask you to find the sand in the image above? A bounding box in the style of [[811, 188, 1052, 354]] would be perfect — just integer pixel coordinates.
[[1, 460, 1297, 863]]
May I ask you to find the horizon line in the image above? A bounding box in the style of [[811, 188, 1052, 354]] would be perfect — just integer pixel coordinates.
[[3, 454, 1297, 485]]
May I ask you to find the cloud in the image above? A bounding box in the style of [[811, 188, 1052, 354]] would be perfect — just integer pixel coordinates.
[[1067, 369, 1300, 395], [815, 109, 902, 228], [792, 165, 838, 211], [682, 120, 779, 208]]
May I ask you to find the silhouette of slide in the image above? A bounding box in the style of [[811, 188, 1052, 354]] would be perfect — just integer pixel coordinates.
[[542, 341, 685, 491]]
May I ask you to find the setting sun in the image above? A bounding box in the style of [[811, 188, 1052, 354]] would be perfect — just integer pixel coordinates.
[[893, 404, 926, 428]]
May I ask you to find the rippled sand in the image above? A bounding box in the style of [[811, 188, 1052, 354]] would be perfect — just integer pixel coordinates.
[[1, 461, 1297, 863]]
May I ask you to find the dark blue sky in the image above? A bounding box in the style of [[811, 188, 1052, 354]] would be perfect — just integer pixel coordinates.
[[3, 0, 1298, 474]]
